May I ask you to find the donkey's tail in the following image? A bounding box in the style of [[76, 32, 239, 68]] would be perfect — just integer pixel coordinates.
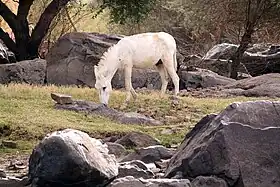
[[173, 49, 178, 73]]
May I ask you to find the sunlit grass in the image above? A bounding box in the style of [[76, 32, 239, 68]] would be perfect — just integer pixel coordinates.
[[0, 83, 274, 155]]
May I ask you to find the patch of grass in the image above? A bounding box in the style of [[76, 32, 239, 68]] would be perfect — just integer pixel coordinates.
[[0, 83, 273, 155]]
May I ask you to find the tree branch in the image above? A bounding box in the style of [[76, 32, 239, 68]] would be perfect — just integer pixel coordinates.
[[0, 27, 17, 53], [29, 0, 70, 49], [0, 1, 17, 31], [17, 0, 34, 20], [65, 6, 77, 32]]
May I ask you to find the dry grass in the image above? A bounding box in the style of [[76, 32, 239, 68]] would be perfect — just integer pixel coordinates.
[[0, 83, 272, 155]]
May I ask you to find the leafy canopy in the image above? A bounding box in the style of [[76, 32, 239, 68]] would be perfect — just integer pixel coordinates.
[[97, 0, 158, 24]]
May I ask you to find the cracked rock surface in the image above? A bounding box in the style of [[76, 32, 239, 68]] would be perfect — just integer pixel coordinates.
[[165, 100, 280, 187]]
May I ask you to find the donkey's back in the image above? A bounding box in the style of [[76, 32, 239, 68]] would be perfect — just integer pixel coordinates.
[[117, 32, 177, 68]]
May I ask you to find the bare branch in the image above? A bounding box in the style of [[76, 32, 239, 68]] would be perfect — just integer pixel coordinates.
[[0, 1, 17, 31], [65, 6, 78, 32], [30, 0, 71, 50], [17, 0, 34, 19]]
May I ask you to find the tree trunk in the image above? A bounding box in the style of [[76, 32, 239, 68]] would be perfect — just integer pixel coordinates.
[[229, 26, 254, 79], [28, 0, 70, 60], [229, 0, 267, 79], [0, 0, 70, 61]]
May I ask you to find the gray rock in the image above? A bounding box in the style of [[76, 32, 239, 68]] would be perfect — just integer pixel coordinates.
[[54, 99, 162, 126], [120, 160, 149, 170], [115, 132, 160, 149], [118, 160, 154, 179], [28, 129, 118, 187], [106, 142, 128, 160], [154, 159, 170, 170], [191, 176, 228, 187], [51, 93, 73, 105], [223, 73, 280, 97], [121, 145, 175, 164], [179, 68, 235, 89], [165, 101, 280, 187], [108, 176, 191, 187], [46, 32, 122, 88], [1, 140, 17, 148], [112, 68, 162, 90], [120, 112, 162, 126], [0, 176, 29, 187], [0, 169, 6, 178], [201, 43, 280, 77], [203, 43, 238, 60], [0, 58, 46, 84]]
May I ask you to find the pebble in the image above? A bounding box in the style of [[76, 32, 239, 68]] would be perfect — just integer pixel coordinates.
[[51, 93, 73, 104], [2, 140, 17, 149]]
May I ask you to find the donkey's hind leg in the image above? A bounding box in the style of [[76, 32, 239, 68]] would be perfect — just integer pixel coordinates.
[[162, 55, 180, 96], [156, 63, 169, 96], [130, 87, 137, 99]]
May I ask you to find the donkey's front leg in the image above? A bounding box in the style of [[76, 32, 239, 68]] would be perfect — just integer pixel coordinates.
[[124, 65, 134, 104]]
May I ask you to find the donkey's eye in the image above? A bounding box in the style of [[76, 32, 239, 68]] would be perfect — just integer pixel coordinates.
[[102, 87, 106, 91]]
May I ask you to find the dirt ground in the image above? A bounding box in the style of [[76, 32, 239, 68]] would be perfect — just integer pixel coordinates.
[[0, 153, 29, 178]]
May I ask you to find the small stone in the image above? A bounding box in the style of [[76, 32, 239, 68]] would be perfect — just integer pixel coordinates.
[[147, 84, 154, 90], [115, 132, 161, 149], [7, 160, 27, 170], [121, 145, 175, 164], [118, 163, 154, 179], [164, 116, 177, 121], [0, 176, 29, 187], [108, 176, 192, 187], [106, 142, 128, 160], [154, 159, 170, 170], [161, 129, 173, 135], [51, 93, 73, 104], [2, 140, 17, 148], [119, 160, 149, 170], [0, 169, 6, 178]]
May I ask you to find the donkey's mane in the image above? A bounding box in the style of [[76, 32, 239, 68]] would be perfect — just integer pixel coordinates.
[[98, 44, 117, 68]]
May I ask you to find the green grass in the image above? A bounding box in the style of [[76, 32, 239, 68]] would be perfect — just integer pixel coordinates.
[[0, 83, 274, 155]]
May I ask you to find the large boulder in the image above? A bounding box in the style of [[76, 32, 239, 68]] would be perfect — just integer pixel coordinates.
[[28, 129, 118, 187], [203, 43, 238, 60], [165, 101, 280, 187], [115, 132, 160, 149], [0, 58, 46, 84], [46, 32, 122, 87], [222, 73, 280, 97], [179, 67, 236, 89], [200, 43, 280, 77]]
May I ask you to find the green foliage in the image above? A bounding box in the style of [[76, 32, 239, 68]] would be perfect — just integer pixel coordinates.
[[98, 0, 158, 24]]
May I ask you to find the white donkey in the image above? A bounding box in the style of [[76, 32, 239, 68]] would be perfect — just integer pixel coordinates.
[[94, 32, 180, 105]]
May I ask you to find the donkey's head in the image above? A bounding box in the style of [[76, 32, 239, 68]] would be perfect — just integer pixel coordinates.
[[94, 65, 112, 106]]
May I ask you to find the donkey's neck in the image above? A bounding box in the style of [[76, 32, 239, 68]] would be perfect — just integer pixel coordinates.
[[98, 46, 121, 81]]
